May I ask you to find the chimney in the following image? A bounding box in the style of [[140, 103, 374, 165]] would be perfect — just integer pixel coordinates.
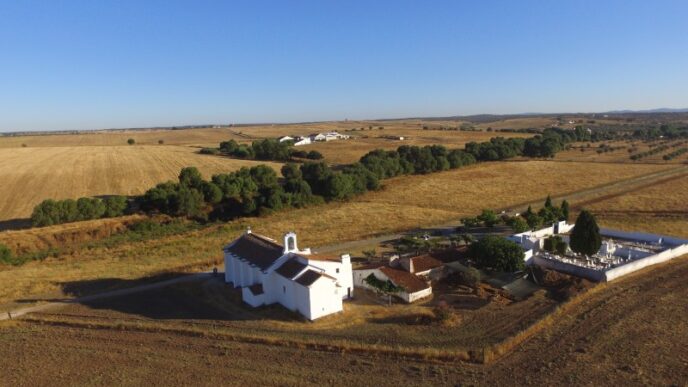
[[283, 231, 298, 254], [408, 258, 415, 274], [246, 226, 252, 234], [340, 254, 350, 265]]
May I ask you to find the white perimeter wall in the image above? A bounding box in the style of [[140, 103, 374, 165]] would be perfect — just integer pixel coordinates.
[[604, 243, 688, 281]]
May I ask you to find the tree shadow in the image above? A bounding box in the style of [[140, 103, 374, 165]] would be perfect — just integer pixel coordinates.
[[0, 218, 32, 232]]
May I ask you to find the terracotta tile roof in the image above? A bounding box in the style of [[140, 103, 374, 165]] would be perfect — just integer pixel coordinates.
[[354, 262, 384, 270], [379, 267, 429, 294], [409, 255, 444, 273], [225, 233, 284, 270], [294, 270, 324, 287], [275, 257, 307, 279], [248, 284, 264, 295]]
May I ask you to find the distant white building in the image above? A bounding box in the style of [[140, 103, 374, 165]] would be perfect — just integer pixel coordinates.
[[278, 136, 295, 143], [223, 229, 353, 320]]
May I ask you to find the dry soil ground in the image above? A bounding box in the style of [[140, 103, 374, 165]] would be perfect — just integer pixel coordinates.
[[1, 256, 686, 386]]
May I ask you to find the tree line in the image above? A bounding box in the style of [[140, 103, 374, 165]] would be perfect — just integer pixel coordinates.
[[31, 196, 128, 227], [29, 130, 583, 227], [202, 139, 323, 161]]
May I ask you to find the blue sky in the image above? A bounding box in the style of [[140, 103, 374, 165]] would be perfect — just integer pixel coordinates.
[[1, 0, 687, 132]]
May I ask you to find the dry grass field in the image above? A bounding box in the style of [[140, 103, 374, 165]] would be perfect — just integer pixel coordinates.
[[582, 172, 688, 238], [554, 139, 688, 164], [1, 255, 686, 385], [0, 146, 283, 221], [0, 161, 673, 307]]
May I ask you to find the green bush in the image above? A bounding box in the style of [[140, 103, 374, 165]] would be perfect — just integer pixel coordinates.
[[0, 244, 13, 265], [460, 267, 481, 287], [469, 236, 525, 272]]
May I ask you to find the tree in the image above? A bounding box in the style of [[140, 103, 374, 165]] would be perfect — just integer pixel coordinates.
[[506, 216, 529, 233], [158, 139, 164, 145], [560, 200, 570, 222], [127, 138, 135, 145], [469, 236, 524, 272], [179, 167, 204, 189], [569, 210, 602, 256], [544, 195, 553, 208], [175, 187, 205, 218], [306, 150, 324, 160], [477, 209, 499, 227], [104, 196, 128, 217]]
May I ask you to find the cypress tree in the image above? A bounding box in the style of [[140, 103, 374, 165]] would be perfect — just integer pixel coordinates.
[[544, 195, 553, 208], [570, 210, 602, 256], [560, 200, 570, 222]]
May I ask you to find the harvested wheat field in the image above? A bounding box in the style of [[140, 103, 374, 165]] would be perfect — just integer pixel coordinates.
[[0, 160, 673, 306], [0, 127, 248, 148], [1, 256, 686, 385], [0, 145, 283, 221]]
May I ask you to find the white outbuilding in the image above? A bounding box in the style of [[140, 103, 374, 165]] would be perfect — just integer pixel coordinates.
[[223, 229, 353, 320]]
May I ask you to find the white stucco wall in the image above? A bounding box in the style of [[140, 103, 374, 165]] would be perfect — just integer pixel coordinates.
[[405, 287, 433, 303], [306, 278, 343, 320], [307, 256, 354, 299]]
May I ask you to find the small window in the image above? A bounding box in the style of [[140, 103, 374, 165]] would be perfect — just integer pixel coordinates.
[[336, 268, 340, 274], [283, 286, 286, 293]]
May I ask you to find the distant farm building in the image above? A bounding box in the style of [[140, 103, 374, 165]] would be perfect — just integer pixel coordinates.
[[280, 131, 350, 146], [223, 229, 353, 320]]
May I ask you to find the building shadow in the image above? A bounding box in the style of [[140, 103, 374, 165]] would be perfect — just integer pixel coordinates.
[[18, 272, 296, 322]]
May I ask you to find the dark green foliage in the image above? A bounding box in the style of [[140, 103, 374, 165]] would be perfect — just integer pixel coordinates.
[[469, 236, 525, 272], [506, 216, 529, 233], [127, 138, 135, 145], [199, 147, 220, 155], [570, 210, 602, 256], [460, 267, 481, 287], [201, 181, 223, 204], [76, 197, 106, 220], [560, 200, 570, 222], [364, 273, 403, 293], [477, 209, 499, 227], [104, 196, 128, 217], [179, 167, 204, 189], [251, 139, 292, 161], [0, 244, 13, 265], [306, 150, 324, 160], [175, 187, 206, 218], [31, 196, 123, 227]]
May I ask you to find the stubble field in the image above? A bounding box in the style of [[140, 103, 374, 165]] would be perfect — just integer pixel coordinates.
[[0, 145, 283, 221]]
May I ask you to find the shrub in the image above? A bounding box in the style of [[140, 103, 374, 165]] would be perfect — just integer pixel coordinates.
[[158, 139, 164, 145], [0, 244, 13, 265], [306, 150, 324, 160], [200, 147, 219, 155], [460, 267, 481, 287], [127, 138, 135, 145]]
